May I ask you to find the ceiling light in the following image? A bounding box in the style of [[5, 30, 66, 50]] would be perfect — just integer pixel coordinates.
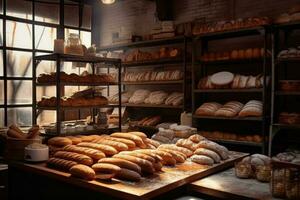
[[101, 0, 115, 4]]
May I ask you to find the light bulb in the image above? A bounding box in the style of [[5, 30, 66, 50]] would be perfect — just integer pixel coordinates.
[[101, 0, 115, 4]]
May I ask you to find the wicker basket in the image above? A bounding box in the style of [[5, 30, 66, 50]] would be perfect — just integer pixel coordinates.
[[235, 161, 253, 179], [4, 137, 42, 161], [271, 160, 300, 199]]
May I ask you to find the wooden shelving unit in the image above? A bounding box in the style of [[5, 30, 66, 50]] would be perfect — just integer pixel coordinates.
[[33, 53, 122, 135], [192, 26, 271, 154]]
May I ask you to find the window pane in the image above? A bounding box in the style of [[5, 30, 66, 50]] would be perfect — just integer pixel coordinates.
[[0, 50, 3, 76], [82, 5, 92, 30], [0, 80, 3, 104], [37, 86, 56, 101], [7, 80, 32, 105], [6, 21, 32, 49], [36, 52, 56, 75], [64, 5, 79, 27], [35, 1, 59, 24], [0, 109, 4, 127], [37, 110, 55, 125], [7, 107, 32, 126], [35, 26, 57, 51], [0, 19, 2, 46], [7, 51, 32, 77], [0, 0, 2, 14], [65, 28, 79, 40], [80, 31, 91, 47], [6, 0, 32, 19]]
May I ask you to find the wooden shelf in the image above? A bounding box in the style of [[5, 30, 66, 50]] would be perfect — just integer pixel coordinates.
[[277, 57, 300, 63], [275, 91, 300, 95], [272, 123, 300, 130], [124, 103, 183, 109], [37, 104, 119, 110], [274, 20, 300, 29], [123, 80, 183, 85], [196, 58, 264, 65], [35, 53, 121, 64], [194, 88, 263, 93], [122, 57, 183, 67], [98, 36, 187, 51], [36, 82, 118, 86], [210, 139, 263, 147], [193, 115, 263, 121]]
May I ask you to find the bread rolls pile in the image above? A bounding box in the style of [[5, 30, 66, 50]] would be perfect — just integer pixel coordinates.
[[6, 124, 40, 139], [192, 17, 270, 35], [37, 96, 108, 107], [274, 6, 300, 24], [198, 71, 268, 89], [195, 100, 263, 118], [37, 71, 116, 84], [108, 92, 133, 104], [123, 70, 183, 82], [200, 131, 263, 143], [278, 47, 300, 58], [136, 116, 161, 127]]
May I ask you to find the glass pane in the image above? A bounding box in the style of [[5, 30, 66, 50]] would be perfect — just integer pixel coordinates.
[[0, 109, 4, 127], [6, 0, 32, 19], [0, 19, 3, 46], [0, 50, 3, 76], [65, 28, 79, 40], [7, 107, 32, 126], [64, 4, 79, 27], [37, 86, 56, 101], [37, 110, 55, 125], [35, 25, 57, 51], [6, 21, 32, 49], [82, 5, 92, 30], [0, 80, 3, 104], [7, 80, 32, 105], [6, 51, 32, 77], [80, 31, 91, 47], [36, 52, 56, 75], [0, 0, 2, 14], [35, 1, 59, 24]]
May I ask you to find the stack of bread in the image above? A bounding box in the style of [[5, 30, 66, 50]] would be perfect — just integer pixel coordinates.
[[136, 116, 161, 127], [128, 89, 151, 104], [197, 71, 268, 89], [274, 5, 300, 24], [279, 112, 300, 125], [192, 17, 270, 35], [144, 91, 168, 105], [195, 100, 263, 118], [122, 47, 181, 63], [37, 96, 108, 107], [37, 71, 116, 84], [200, 48, 266, 62], [277, 47, 300, 58], [108, 92, 133, 104], [123, 70, 183, 82], [200, 131, 263, 143]]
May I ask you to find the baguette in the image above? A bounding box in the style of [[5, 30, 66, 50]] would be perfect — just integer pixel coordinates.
[[76, 135, 94, 142], [144, 138, 160, 148], [66, 136, 82, 145], [134, 150, 163, 162], [77, 142, 118, 156], [98, 136, 136, 149], [70, 164, 95, 181], [9, 124, 26, 138], [112, 154, 154, 174], [158, 149, 185, 163], [92, 163, 121, 180], [47, 157, 77, 171], [153, 150, 176, 165], [94, 138, 129, 151], [110, 133, 145, 148], [7, 129, 26, 139], [158, 144, 193, 157], [191, 155, 214, 166], [63, 145, 106, 160], [48, 137, 73, 147], [98, 158, 141, 174], [176, 139, 198, 151], [197, 141, 229, 160], [119, 151, 155, 163], [127, 131, 147, 140], [27, 125, 40, 139], [115, 168, 141, 182], [194, 148, 221, 163], [54, 151, 94, 166]]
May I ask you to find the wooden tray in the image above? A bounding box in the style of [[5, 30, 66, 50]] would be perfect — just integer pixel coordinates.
[[13, 151, 247, 200]]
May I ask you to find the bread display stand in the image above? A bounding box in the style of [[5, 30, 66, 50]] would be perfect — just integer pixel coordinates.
[[9, 151, 247, 200]]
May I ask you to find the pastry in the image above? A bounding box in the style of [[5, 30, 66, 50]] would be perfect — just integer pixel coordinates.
[[70, 164, 95, 181], [53, 151, 94, 166]]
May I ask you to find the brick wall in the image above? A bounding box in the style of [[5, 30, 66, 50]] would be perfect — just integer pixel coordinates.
[[98, 0, 300, 46]]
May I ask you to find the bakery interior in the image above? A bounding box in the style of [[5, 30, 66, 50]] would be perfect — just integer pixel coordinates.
[[0, 0, 300, 199]]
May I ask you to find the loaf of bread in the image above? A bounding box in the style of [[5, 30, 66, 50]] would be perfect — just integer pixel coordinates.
[[215, 101, 244, 117], [70, 164, 95, 180], [63, 145, 106, 160], [133, 149, 163, 162], [128, 89, 151, 104], [54, 151, 94, 166], [144, 138, 160, 148], [136, 149, 176, 166], [94, 138, 129, 151], [92, 163, 121, 180], [115, 168, 141, 182], [27, 125, 40, 139], [66, 136, 82, 145], [47, 157, 77, 171], [98, 157, 141, 174], [158, 144, 193, 157], [195, 102, 222, 116], [77, 142, 118, 156], [197, 140, 229, 160], [238, 100, 263, 117], [188, 134, 207, 143], [119, 151, 156, 163], [97, 135, 136, 149], [176, 139, 198, 151], [211, 71, 234, 87], [48, 137, 73, 147], [194, 148, 221, 163], [158, 149, 185, 163], [110, 133, 145, 148], [191, 155, 214, 166]]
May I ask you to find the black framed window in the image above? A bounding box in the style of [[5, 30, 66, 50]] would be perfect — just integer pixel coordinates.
[[0, 0, 92, 127]]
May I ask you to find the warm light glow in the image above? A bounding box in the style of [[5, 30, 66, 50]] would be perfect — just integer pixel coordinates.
[[101, 0, 115, 4]]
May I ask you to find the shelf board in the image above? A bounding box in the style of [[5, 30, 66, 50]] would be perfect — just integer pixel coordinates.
[[98, 36, 187, 51], [194, 26, 266, 40], [36, 82, 118, 86], [273, 20, 300, 29], [194, 88, 263, 93], [209, 139, 263, 147], [37, 104, 120, 110], [34, 53, 121, 64], [196, 58, 264, 65], [193, 115, 263, 121], [272, 123, 300, 130], [275, 91, 300, 95], [123, 80, 183, 85], [122, 57, 183, 67], [277, 57, 300, 63], [124, 103, 183, 109]]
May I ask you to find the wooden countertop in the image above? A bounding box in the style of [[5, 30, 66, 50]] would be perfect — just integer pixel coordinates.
[[10, 152, 248, 200], [189, 168, 283, 200]]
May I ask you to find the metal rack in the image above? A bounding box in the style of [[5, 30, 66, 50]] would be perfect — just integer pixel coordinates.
[[269, 21, 300, 156], [99, 36, 190, 130], [33, 53, 122, 135], [192, 26, 272, 154]]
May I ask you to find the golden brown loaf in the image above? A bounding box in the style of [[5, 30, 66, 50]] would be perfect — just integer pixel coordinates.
[[191, 155, 214, 166], [194, 148, 221, 163], [92, 163, 121, 175], [115, 168, 141, 182], [119, 151, 156, 163], [63, 145, 106, 160], [197, 140, 229, 160], [158, 144, 193, 157], [77, 142, 118, 156], [98, 157, 141, 174], [53, 151, 94, 166], [158, 149, 185, 163], [48, 137, 73, 147], [70, 164, 95, 181], [66, 136, 82, 145], [94, 138, 129, 151], [110, 133, 145, 148], [97, 135, 136, 149], [47, 157, 77, 171], [176, 139, 198, 151], [215, 101, 244, 117], [195, 102, 222, 116]]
